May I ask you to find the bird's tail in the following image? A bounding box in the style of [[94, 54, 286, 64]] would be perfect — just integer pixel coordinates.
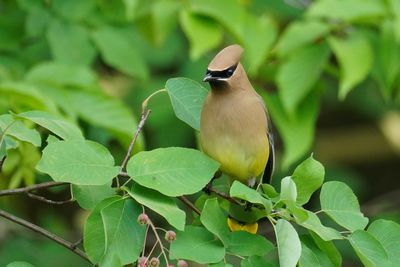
[[227, 217, 258, 234]]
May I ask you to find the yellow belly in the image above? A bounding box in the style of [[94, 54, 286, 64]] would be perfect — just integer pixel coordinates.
[[200, 135, 269, 183]]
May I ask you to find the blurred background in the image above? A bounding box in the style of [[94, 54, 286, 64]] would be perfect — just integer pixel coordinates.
[[0, 0, 399, 266]]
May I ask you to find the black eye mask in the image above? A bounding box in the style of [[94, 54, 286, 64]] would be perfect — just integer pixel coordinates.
[[206, 64, 238, 79]]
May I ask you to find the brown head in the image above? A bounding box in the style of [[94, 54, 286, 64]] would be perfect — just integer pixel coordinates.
[[203, 44, 250, 90]]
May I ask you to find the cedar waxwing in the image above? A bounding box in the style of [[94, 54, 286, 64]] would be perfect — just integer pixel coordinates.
[[200, 44, 275, 233]]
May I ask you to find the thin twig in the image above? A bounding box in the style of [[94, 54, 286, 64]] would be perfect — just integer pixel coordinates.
[[118, 171, 130, 178], [148, 220, 169, 266], [177, 196, 201, 215], [209, 188, 241, 205], [0, 209, 90, 262], [141, 225, 149, 257], [0, 181, 68, 196], [120, 109, 151, 173], [71, 237, 83, 249], [26, 192, 73, 205], [0, 181, 72, 205]]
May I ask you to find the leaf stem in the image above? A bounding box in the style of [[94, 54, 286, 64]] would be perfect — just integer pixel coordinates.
[[141, 88, 167, 113], [142, 225, 149, 257], [148, 220, 170, 266], [177, 196, 201, 215]]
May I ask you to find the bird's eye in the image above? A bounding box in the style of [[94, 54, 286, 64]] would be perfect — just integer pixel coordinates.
[[227, 68, 234, 76]]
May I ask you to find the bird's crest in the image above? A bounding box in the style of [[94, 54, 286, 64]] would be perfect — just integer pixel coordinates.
[[207, 44, 243, 71]]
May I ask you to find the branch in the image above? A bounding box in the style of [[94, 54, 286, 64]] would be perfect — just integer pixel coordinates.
[[208, 187, 241, 205], [26, 192, 73, 205], [0, 181, 68, 197], [148, 220, 169, 266], [0, 181, 73, 205], [0, 209, 90, 263], [120, 88, 167, 174], [177, 196, 201, 215], [120, 109, 151, 172]]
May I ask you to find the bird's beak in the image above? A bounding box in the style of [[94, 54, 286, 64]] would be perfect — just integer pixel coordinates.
[[203, 73, 215, 82]]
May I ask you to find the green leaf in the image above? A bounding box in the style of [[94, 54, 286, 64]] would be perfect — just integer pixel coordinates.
[[241, 255, 275, 267], [92, 27, 148, 80], [276, 20, 331, 57], [263, 91, 320, 168], [37, 140, 120, 185], [280, 176, 297, 203], [230, 181, 272, 212], [274, 219, 301, 267], [189, 0, 244, 39], [291, 155, 324, 205], [127, 147, 219, 196], [367, 219, 400, 266], [328, 32, 373, 99], [26, 62, 97, 88], [51, 0, 95, 21], [299, 236, 334, 267], [151, 0, 179, 45], [310, 232, 342, 267], [180, 10, 222, 60], [200, 198, 230, 245], [84, 196, 121, 263], [0, 114, 41, 147], [307, 0, 387, 22], [71, 183, 115, 210], [370, 21, 400, 99], [388, 0, 400, 42], [67, 90, 140, 143], [349, 230, 390, 267], [170, 226, 225, 264], [17, 111, 84, 141], [0, 82, 58, 112], [228, 231, 274, 257], [125, 184, 186, 231], [46, 19, 96, 66], [295, 211, 343, 241], [84, 197, 145, 265], [277, 42, 330, 113], [261, 184, 279, 199], [6, 262, 35, 267], [100, 199, 145, 265], [25, 6, 51, 38], [165, 77, 208, 131], [242, 14, 277, 75], [320, 181, 368, 231]]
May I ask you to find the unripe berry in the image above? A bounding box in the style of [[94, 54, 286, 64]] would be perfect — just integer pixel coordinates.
[[149, 257, 160, 267], [137, 213, 149, 225], [177, 260, 188, 267], [138, 256, 147, 267], [164, 230, 177, 242]]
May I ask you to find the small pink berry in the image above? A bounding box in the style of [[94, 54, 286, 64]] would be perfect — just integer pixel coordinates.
[[138, 256, 147, 266], [149, 257, 160, 267], [137, 213, 149, 225], [164, 230, 177, 242], [177, 260, 188, 267]]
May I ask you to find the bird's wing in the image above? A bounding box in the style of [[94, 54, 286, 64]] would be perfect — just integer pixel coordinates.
[[254, 92, 275, 183], [263, 130, 275, 183]]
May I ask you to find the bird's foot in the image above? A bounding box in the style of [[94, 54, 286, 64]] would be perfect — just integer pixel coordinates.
[[247, 177, 256, 188]]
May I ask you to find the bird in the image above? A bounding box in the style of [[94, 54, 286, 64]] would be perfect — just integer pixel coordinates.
[[200, 44, 274, 234]]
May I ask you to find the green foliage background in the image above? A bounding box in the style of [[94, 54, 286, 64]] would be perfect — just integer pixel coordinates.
[[1, 0, 400, 266]]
